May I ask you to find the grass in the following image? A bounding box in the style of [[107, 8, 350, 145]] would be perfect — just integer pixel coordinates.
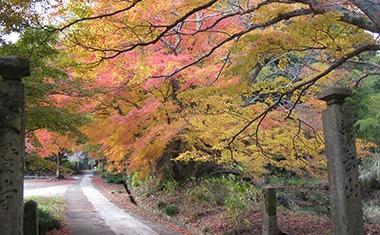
[[24, 196, 65, 235]]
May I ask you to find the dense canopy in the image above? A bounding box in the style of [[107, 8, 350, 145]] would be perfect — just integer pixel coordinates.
[[1, 0, 379, 178]]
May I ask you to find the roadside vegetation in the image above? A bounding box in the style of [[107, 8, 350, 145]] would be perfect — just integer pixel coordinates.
[[24, 196, 65, 235], [99, 158, 380, 234]]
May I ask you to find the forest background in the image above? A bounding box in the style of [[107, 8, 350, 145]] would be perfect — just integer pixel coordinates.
[[1, 0, 380, 233]]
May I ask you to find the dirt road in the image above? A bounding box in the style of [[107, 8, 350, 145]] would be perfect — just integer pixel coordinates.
[[24, 171, 181, 235]]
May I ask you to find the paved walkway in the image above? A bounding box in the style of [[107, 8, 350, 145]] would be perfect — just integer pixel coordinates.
[[24, 171, 180, 235]]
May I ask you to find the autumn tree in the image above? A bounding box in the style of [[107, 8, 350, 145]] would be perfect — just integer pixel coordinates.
[[0, 0, 57, 43], [1, 23, 91, 178], [44, 0, 380, 179]]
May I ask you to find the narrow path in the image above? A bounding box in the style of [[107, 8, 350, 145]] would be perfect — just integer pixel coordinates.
[[25, 171, 182, 235], [76, 171, 158, 235], [64, 173, 115, 235]]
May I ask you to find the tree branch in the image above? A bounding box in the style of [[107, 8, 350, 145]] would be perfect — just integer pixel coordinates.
[[228, 43, 380, 144]]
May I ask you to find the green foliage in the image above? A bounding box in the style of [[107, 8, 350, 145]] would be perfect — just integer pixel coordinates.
[[101, 171, 110, 179], [165, 204, 179, 216], [25, 155, 78, 176], [61, 158, 78, 173], [162, 179, 179, 194], [132, 176, 160, 197], [37, 207, 62, 235], [265, 175, 320, 185], [25, 155, 57, 174], [186, 175, 260, 218], [128, 172, 141, 188], [277, 183, 330, 215], [104, 173, 125, 184], [24, 196, 65, 235], [0, 27, 90, 153], [347, 76, 380, 148]]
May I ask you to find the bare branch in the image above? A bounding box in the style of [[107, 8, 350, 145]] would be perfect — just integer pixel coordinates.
[[52, 0, 143, 32], [228, 43, 380, 144], [355, 72, 380, 87], [295, 0, 380, 33], [209, 52, 231, 86], [152, 8, 313, 79]]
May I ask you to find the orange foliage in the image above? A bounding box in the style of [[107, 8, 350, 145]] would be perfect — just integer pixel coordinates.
[[32, 129, 77, 157], [53, 0, 378, 178]]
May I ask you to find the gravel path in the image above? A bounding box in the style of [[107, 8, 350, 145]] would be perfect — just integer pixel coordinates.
[[24, 171, 181, 235]]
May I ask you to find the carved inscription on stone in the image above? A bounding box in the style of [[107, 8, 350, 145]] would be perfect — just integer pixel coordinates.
[[338, 109, 360, 200], [339, 119, 357, 171], [345, 177, 359, 199], [0, 142, 19, 212]]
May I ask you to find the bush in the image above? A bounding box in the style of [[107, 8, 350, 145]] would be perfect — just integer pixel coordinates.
[[101, 171, 110, 179], [61, 159, 78, 173], [186, 176, 230, 205], [24, 196, 64, 235], [128, 172, 140, 188], [163, 179, 179, 194], [165, 205, 179, 216], [38, 207, 61, 235], [113, 177, 125, 184], [277, 183, 330, 215], [185, 174, 260, 223], [133, 176, 159, 197], [105, 173, 125, 184]]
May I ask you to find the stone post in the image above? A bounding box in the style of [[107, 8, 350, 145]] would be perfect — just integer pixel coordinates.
[[318, 87, 364, 235], [262, 186, 278, 235], [23, 200, 38, 235], [0, 56, 30, 235]]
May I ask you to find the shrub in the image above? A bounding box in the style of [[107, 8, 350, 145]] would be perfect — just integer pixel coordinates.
[[128, 172, 140, 188], [61, 159, 78, 174], [185, 174, 260, 223], [38, 207, 61, 235], [24, 196, 64, 235], [101, 171, 110, 179], [185, 176, 230, 205], [163, 179, 179, 194], [277, 183, 330, 215], [105, 173, 125, 184], [165, 205, 179, 216], [113, 177, 125, 184]]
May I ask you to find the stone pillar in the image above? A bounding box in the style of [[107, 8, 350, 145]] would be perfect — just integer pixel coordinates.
[[23, 200, 38, 235], [318, 87, 364, 235], [262, 186, 278, 235], [0, 56, 30, 235]]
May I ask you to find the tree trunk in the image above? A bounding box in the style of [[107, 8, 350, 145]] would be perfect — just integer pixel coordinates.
[[55, 151, 65, 180]]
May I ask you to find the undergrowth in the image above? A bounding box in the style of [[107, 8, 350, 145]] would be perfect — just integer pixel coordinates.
[[360, 155, 380, 225], [24, 196, 65, 235]]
